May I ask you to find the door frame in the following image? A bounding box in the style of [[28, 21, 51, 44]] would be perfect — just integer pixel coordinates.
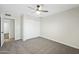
[[4, 18, 15, 41], [0, 13, 16, 47], [0, 14, 5, 47]]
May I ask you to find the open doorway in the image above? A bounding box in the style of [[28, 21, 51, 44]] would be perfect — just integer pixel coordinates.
[[4, 18, 15, 42]]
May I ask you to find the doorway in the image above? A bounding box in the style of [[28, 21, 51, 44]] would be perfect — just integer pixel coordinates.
[[4, 18, 15, 42]]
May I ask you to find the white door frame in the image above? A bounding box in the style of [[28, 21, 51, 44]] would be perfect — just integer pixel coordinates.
[[4, 18, 15, 40], [0, 14, 4, 47]]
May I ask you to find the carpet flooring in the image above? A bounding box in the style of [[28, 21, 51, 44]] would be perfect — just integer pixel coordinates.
[[0, 37, 79, 54]]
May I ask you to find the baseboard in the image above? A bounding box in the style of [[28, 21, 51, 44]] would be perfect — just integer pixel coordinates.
[[23, 36, 40, 41], [16, 39, 23, 41], [41, 35, 79, 49]]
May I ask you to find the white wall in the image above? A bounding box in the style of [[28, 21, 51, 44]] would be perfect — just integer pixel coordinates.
[[40, 7, 79, 49], [9, 19, 15, 38], [15, 14, 21, 40], [23, 15, 40, 41], [4, 20, 10, 33]]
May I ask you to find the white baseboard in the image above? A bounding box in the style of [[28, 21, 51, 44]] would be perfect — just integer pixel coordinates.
[[23, 36, 40, 41]]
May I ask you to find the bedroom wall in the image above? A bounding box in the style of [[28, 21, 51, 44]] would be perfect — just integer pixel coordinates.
[[9, 19, 15, 38], [15, 14, 22, 40], [23, 15, 40, 41], [4, 20, 10, 34], [40, 7, 79, 49]]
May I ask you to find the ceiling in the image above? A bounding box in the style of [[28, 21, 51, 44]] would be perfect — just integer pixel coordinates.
[[0, 4, 79, 17]]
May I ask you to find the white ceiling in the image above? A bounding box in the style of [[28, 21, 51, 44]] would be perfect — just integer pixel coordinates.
[[0, 4, 79, 17]]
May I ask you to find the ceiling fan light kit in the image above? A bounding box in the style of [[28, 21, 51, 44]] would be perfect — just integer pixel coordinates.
[[36, 11, 41, 15]]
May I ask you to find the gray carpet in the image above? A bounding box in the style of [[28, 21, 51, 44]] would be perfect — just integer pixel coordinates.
[[0, 37, 79, 54]]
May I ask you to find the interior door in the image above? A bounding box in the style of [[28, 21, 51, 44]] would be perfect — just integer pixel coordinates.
[[0, 16, 4, 47]]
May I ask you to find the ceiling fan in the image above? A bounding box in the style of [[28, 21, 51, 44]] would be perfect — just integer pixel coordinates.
[[28, 5, 48, 15]]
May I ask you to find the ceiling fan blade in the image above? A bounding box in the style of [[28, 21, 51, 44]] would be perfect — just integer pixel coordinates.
[[39, 10, 48, 12], [28, 6, 35, 10]]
